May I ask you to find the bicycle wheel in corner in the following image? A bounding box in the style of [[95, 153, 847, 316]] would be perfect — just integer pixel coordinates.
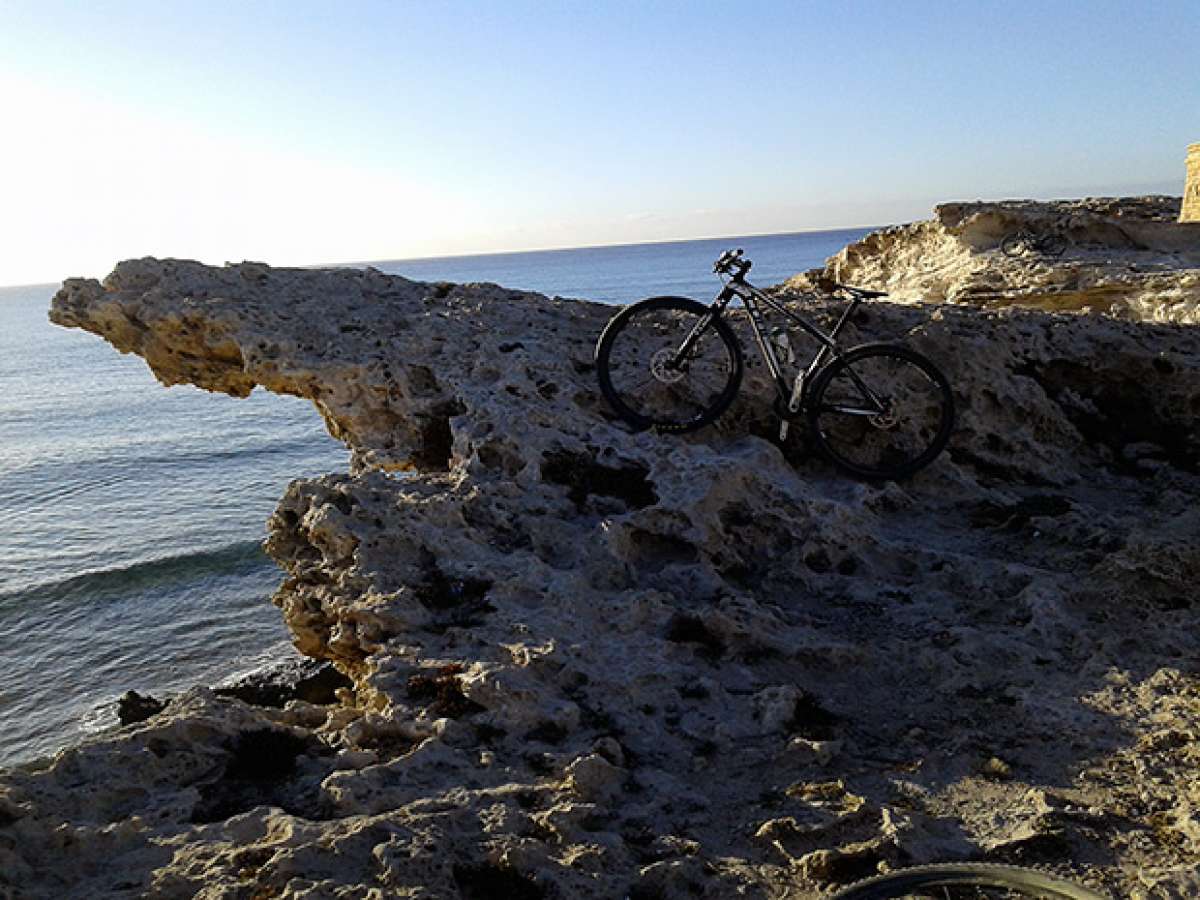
[[595, 296, 743, 433], [828, 862, 1110, 899], [1000, 234, 1028, 258], [807, 343, 954, 480]]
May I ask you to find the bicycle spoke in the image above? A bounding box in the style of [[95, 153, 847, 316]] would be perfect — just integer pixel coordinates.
[[596, 297, 741, 430], [626, 374, 657, 394], [809, 346, 953, 480]]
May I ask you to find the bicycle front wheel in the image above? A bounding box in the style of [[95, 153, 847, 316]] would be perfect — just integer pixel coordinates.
[[829, 863, 1109, 899], [595, 296, 743, 432], [1000, 234, 1028, 258], [807, 343, 954, 480]]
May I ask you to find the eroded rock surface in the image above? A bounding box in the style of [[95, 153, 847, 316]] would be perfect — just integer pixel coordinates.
[[785, 197, 1200, 322], [6, 256, 1199, 898]]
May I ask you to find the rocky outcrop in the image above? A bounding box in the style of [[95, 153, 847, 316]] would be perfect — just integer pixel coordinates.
[[1182, 144, 1200, 223], [787, 197, 1200, 322], [6, 256, 1199, 897]]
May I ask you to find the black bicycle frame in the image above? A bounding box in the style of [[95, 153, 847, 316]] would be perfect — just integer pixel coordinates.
[[668, 274, 885, 417], [713, 277, 861, 398]]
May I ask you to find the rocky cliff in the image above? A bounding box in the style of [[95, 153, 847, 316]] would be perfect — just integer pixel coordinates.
[[3, 247, 1199, 898], [787, 197, 1200, 323]]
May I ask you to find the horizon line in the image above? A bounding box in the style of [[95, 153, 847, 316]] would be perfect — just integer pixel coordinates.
[[4, 184, 1183, 290], [0, 222, 888, 290], [331, 222, 887, 271]]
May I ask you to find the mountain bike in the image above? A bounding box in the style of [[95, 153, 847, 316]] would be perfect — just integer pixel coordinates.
[[828, 862, 1110, 899], [1000, 228, 1067, 259], [594, 249, 955, 481]]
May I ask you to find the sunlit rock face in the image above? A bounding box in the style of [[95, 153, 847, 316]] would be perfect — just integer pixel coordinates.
[[785, 197, 1200, 322], [1181, 143, 1200, 223], [5, 257, 1198, 897]]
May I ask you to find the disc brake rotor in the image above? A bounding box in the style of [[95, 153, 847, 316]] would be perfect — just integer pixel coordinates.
[[870, 402, 898, 429], [650, 347, 686, 384]]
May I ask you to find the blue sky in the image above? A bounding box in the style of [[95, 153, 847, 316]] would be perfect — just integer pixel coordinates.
[[0, 0, 1196, 285]]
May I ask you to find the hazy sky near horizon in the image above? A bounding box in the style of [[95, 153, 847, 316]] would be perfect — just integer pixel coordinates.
[[0, 0, 1196, 286]]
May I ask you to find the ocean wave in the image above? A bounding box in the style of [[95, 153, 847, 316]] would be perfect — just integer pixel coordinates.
[[4, 432, 335, 485], [0, 540, 272, 609], [0, 437, 344, 513]]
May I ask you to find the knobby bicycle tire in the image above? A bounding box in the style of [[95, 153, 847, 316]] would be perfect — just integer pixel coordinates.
[[828, 862, 1110, 899], [806, 343, 954, 481], [595, 296, 744, 433]]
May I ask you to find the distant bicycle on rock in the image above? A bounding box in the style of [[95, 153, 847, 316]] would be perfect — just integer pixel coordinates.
[[1000, 227, 1068, 259], [594, 249, 955, 481]]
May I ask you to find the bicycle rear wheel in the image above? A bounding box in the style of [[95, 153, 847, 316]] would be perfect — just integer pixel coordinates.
[[1040, 234, 1067, 257], [829, 863, 1109, 899], [807, 343, 954, 480], [595, 296, 743, 432]]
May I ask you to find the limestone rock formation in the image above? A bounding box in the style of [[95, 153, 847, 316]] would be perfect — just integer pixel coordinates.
[[787, 197, 1200, 322], [5, 255, 1199, 898], [1181, 143, 1200, 223]]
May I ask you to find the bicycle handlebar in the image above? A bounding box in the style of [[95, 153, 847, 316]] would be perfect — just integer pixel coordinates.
[[713, 248, 751, 277], [711, 251, 882, 296]]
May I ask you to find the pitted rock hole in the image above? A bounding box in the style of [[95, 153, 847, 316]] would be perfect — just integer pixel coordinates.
[[1017, 360, 1196, 471], [665, 613, 725, 661], [190, 729, 320, 824], [452, 862, 546, 900], [414, 564, 493, 612], [409, 398, 466, 471], [406, 365, 440, 398], [715, 502, 794, 590], [969, 495, 1072, 530], [406, 663, 484, 718], [786, 691, 839, 740], [414, 557, 496, 632], [540, 448, 658, 509], [523, 721, 570, 745], [476, 437, 524, 476], [625, 529, 699, 571]]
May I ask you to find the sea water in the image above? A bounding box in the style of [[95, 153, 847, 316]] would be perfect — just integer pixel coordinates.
[[0, 227, 872, 766]]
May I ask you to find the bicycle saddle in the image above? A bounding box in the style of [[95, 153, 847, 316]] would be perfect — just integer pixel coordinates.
[[844, 286, 887, 298], [818, 276, 888, 298]]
